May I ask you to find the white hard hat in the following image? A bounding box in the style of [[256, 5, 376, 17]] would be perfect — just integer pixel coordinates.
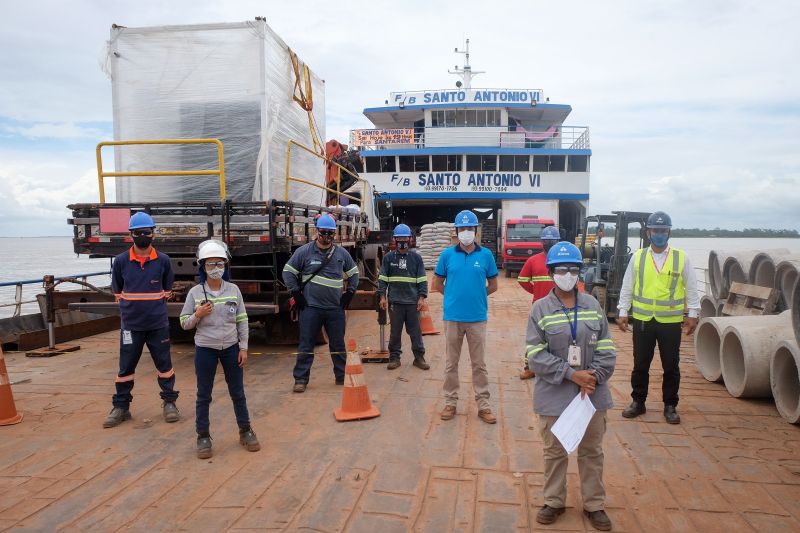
[[197, 239, 230, 261]]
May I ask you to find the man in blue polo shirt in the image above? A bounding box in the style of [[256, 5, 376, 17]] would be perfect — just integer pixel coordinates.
[[103, 212, 179, 428], [432, 210, 499, 424]]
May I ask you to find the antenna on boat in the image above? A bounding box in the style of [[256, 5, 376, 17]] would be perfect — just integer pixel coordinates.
[[449, 38, 484, 89]]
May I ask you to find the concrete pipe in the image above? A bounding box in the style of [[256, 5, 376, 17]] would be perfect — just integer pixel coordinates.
[[695, 315, 766, 382], [716, 302, 725, 316], [793, 279, 800, 346], [775, 259, 800, 311], [770, 339, 800, 424], [748, 250, 793, 289], [722, 251, 757, 298], [708, 250, 731, 300], [700, 295, 718, 319], [720, 311, 793, 398]]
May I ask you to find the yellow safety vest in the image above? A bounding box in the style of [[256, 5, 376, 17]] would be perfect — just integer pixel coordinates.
[[631, 247, 686, 323]]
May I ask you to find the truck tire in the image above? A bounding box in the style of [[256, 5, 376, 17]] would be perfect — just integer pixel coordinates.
[[590, 286, 607, 315]]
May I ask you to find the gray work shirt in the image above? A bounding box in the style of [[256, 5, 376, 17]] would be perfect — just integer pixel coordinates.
[[282, 242, 359, 309], [526, 290, 616, 416], [179, 281, 249, 350]]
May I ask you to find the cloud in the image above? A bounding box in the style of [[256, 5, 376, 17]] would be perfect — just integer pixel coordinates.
[[2, 122, 107, 140]]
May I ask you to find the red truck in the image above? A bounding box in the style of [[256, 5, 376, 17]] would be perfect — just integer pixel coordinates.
[[502, 217, 557, 277]]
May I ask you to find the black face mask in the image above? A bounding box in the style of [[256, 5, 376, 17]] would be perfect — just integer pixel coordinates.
[[542, 241, 555, 253], [397, 241, 409, 250], [133, 235, 153, 249]]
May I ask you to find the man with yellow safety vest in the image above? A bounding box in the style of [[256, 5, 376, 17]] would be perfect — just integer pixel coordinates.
[[617, 211, 700, 424], [104, 212, 179, 428]]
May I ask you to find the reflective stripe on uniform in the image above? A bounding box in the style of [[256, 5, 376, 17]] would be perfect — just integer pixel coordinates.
[[236, 313, 248, 323], [531, 276, 551, 282], [416, 276, 427, 283], [116, 291, 169, 301], [346, 266, 359, 276], [632, 248, 686, 323], [380, 276, 418, 283], [517, 276, 531, 282], [157, 368, 175, 379], [306, 275, 344, 288], [283, 263, 300, 274], [115, 374, 135, 383], [526, 343, 548, 356], [538, 311, 602, 329], [595, 339, 615, 351]]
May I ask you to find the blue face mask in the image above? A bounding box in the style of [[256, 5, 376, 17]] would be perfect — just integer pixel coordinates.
[[650, 232, 669, 247]]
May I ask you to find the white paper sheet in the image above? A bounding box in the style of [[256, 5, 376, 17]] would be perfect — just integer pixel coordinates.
[[551, 393, 597, 454]]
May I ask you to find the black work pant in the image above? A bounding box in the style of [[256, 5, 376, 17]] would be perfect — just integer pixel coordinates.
[[113, 326, 179, 409], [631, 318, 682, 406], [388, 303, 425, 361], [293, 306, 346, 384]]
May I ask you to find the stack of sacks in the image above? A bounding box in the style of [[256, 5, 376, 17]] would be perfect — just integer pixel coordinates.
[[416, 222, 454, 269]]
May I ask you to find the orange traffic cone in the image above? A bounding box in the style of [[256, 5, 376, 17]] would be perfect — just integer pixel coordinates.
[[334, 339, 380, 422], [0, 346, 23, 426], [420, 300, 440, 336]]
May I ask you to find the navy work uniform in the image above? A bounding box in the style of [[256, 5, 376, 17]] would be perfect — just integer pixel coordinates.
[[378, 249, 428, 363]]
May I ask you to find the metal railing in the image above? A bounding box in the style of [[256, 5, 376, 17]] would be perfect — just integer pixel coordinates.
[[351, 126, 590, 151], [284, 140, 369, 210], [0, 271, 111, 317], [96, 139, 226, 203]]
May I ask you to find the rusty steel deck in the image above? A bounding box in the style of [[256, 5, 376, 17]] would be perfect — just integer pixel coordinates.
[[1, 276, 799, 532]]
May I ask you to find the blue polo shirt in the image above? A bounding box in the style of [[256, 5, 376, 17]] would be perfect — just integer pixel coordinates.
[[435, 244, 498, 322]]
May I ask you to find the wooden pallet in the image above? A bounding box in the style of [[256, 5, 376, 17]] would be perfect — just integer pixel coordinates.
[[721, 282, 778, 316]]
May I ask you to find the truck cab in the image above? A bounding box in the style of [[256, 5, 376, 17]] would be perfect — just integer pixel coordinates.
[[502, 217, 556, 276]]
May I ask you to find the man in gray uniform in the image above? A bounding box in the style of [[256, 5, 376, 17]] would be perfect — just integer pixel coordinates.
[[282, 214, 359, 393], [378, 223, 429, 371]]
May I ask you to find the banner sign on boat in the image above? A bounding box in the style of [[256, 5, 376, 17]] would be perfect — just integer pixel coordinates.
[[352, 128, 414, 146], [389, 89, 543, 106], [365, 171, 589, 197]]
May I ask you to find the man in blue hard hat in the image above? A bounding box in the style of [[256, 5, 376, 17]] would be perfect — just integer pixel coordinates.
[[378, 223, 429, 371], [282, 213, 360, 393], [433, 210, 499, 424], [617, 211, 700, 424], [104, 212, 179, 428]]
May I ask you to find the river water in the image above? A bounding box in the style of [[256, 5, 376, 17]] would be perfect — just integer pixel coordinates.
[[2, 236, 799, 318]]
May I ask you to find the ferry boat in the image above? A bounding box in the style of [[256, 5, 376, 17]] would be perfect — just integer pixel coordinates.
[[350, 40, 591, 262]]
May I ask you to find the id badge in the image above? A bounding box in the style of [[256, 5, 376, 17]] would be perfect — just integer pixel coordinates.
[[568, 344, 581, 367], [122, 330, 133, 345]]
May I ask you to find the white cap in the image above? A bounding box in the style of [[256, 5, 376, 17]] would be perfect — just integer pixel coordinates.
[[197, 239, 230, 261]]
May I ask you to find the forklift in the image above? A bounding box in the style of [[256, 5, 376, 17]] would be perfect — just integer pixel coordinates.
[[579, 211, 651, 319]]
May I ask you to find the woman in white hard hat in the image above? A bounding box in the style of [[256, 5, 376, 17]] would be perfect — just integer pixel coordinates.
[[179, 240, 260, 459]]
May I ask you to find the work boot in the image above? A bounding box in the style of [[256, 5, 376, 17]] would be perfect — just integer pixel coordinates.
[[519, 368, 535, 380], [536, 505, 565, 525], [622, 401, 646, 419], [239, 427, 261, 452], [585, 509, 612, 531], [197, 435, 212, 459], [413, 356, 430, 370], [293, 382, 307, 393], [478, 408, 497, 424], [664, 405, 681, 424], [102, 407, 131, 428], [440, 405, 456, 420], [163, 401, 180, 423], [387, 359, 401, 370]]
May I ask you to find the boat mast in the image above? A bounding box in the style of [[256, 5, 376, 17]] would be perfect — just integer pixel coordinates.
[[448, 38, 485, 89]]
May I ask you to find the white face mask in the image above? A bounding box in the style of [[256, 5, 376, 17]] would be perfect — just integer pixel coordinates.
[[553, 273, 578, 291], [207, 267, 225, 280], [458, 230, 475, 246]]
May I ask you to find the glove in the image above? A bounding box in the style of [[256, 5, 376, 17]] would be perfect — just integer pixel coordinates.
[[291, 291, 307, 310], [340, 291, 354, 309]]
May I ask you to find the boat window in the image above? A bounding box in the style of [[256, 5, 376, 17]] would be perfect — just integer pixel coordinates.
[[500, 155, 529, 171], [382, 156, 396, 172], [515, 155, 529, 171], [365, 157, 380, 173], [432, 155, 462, 171], [365, 156, 396, 173], [568, 155, 588, 172], [466, 155, 482, 171], [532, 156, 549, 172], [549, 155, 566, 172], [448, 154, 462, 171], [414, 155, 430, 171], [431, 110, 443, 127], [481, 155, 497, 171], [466, 110, 477, 126], [487, 109, 501, 126], [456, 110, 466, 127], [399, 155, 414, 172], [445, 110, 456, 127], [499, 155, 514, 171], [506, 223, 544, 241]]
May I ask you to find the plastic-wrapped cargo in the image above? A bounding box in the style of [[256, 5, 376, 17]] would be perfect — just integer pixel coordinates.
[[104, 20, 326, 204]]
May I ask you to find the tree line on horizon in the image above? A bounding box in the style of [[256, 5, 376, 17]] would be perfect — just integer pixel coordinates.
[[670, 228, 799, 238]]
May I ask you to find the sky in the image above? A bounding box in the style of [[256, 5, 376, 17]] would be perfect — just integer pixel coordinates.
[[1, 0, 798, 236]]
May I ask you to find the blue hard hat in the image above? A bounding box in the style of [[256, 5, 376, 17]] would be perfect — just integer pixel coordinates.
[[540, 226, 560, 241], [128, 212, 155, 230], [454, 210, 479, 228], [546, 241, 583, 266], [393, 224, 412, 237], [316, 214, 337, 230], [646, 211, 672, 229]]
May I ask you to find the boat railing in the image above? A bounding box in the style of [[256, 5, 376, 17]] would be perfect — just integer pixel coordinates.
[[0, 271, 111, 318], [351, 126, 590, 151]]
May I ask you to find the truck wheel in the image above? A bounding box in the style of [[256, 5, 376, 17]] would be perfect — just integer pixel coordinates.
[[505, 268, 512, 278], [590, 286, 607, 312]]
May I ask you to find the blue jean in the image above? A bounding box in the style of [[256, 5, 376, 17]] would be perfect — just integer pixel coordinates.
[[113, 326, 178, 409], [293, 306, 346, 384], [195, 343, 250, 434]]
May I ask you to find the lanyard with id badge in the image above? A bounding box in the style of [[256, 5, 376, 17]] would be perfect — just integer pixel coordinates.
[[561, 305, 581, 367]]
